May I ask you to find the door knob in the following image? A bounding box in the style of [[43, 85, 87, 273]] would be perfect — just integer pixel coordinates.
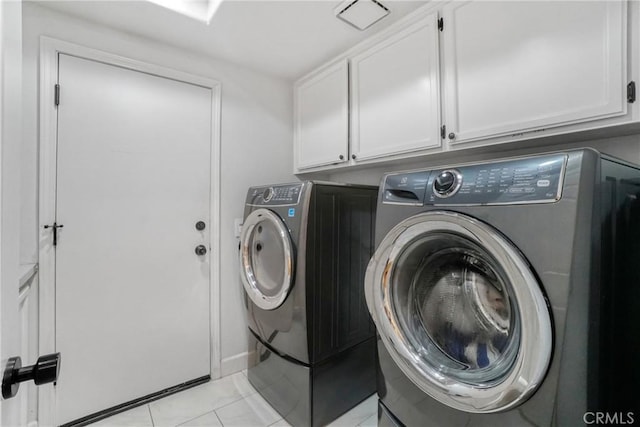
[[195, 245, 207, 256], [2, 353, 61, 399], [195, 221, 206, 231]]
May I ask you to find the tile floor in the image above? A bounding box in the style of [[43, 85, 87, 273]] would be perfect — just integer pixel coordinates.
[[90, 370, 378, 427]]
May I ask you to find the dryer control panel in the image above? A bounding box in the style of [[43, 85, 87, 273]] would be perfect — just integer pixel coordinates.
[[247, 183, 303, 206], [383, 153, 567, 206]]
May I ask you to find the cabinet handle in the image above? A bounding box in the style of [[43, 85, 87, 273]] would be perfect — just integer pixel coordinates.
[[339, 154, 344, 160], [448, 132, 456, 140], [351, 154, 357, 160]]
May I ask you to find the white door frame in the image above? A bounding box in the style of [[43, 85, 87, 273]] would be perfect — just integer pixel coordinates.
[[38, 36, 222, 426], [1, 0, 23, 425]]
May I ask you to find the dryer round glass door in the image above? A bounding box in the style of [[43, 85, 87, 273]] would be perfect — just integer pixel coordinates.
[[240, 208, 294, 310], [365, 211, 552, 413]]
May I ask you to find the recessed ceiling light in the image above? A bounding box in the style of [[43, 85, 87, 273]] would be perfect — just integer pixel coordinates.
[[335, 0, 390, 31], [146, 0, 223, 24]]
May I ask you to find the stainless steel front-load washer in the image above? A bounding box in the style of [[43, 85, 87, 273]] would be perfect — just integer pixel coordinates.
[[365, 149, 640, 426]]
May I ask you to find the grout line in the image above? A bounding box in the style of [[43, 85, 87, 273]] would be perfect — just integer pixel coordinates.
[[213, 410, 225, 427], [175, 409, 218, 427], [211, 391, 257, 413], [356, 412, 377, 427], [148, 405, 155, 427]]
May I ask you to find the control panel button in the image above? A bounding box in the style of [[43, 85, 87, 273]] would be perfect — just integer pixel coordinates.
[[433, 169, 462, 198]]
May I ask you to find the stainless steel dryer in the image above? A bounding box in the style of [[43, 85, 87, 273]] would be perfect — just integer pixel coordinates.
[[365, 149, 640, 426], [240, 181, 378, 427]]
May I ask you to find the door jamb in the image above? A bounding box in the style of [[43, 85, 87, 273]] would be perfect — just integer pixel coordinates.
[[38, 36, 222, 426]]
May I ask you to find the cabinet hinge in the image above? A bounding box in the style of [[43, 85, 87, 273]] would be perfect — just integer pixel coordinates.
[[54, 84, 60, 106], [438, 17, 443, 31], [440, 125, 446, 139], [628, 81, 636, 103]]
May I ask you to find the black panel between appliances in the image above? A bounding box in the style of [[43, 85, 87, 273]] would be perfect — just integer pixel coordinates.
[[591, 158, 640, 414], [306, 184, 377, 364]]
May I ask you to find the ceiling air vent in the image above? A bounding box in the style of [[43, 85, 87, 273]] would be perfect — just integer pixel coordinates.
[[335, 0, 390, 31]]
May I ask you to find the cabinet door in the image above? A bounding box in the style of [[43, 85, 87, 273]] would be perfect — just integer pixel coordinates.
[[351, 14, 441, 161], [442, 1, 627, 144], [294, 60, 349, 170]]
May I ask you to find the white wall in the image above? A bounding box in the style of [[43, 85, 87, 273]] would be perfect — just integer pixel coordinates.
[[328, 135, 640, 185], [21, 2, 295, 376]]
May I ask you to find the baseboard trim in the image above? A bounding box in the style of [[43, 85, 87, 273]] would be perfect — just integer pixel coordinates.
[[221, 351, 255, 377]]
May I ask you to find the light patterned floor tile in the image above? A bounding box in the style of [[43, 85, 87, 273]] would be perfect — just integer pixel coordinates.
[[89, 404, 153, 427], [178, 410, 223, 426], [358, 412, 378, 427], [89, 373, 379, 427], [268, 418, 293, 427], [215, 392, 281, 427], [149, 373, 256, 426]]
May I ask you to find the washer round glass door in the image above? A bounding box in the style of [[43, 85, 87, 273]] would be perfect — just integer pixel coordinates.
[[240, 208, 294, 310], [365, 211, 552, 413]]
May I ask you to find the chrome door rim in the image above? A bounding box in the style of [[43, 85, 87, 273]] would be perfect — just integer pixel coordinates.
[[365, 211, 552, 413], [240, 208, 294, 310]]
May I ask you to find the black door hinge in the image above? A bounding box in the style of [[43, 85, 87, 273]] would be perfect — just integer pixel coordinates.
[[441, 125, 446, 139], [54, 84, 60, 106], [628, 81, 636, 103], [438, 17, 444, 31], [44, 222, 64, 246]]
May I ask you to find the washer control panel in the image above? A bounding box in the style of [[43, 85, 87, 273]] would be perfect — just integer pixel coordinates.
[[383, 153, 567, 206], [248, 183, 303, 206]]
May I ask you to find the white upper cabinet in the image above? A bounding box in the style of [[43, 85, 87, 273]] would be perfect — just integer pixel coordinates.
[[294, 59, 349, 171], [350, 14, 441, 161], [441, 0, 628, 145], [293, 1, 636, 173]]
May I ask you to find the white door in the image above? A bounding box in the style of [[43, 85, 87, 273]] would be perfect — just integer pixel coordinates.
[[350, 14, 441, 161], [441, 0, 627, 144], [54, 54, 211, 424], [294, 60, 349, 170]]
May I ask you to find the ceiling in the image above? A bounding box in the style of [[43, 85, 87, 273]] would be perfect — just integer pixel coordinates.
[[37, 0, 428, 80]]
